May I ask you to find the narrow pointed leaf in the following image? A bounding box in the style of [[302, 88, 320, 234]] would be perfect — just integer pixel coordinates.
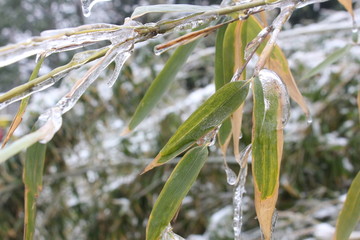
[[2, 56, 45, 147], [337, 0, 354, 17], [215, 24, 231, 147], [301, 44, 352, 81], [144, 80, 250, 172], [124, 39, 200, 134], [252, 70, 286, 239], [23, 142, 47, 240], [146, 146, 208, 240], [334, 171, 360, 240], [131, 4, 218, 19]]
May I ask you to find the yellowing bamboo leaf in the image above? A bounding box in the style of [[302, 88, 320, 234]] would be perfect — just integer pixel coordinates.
[[23, 142, 47, 240], [334, 171, 360, 240], [146, 146, 208, 240], [2, 56, 45, 148], [143, 80, 250, 173], [337, 0, 354, 17], [252, 69, 287, 240]]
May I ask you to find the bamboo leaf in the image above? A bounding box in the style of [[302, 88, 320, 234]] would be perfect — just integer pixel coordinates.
[[23, 142, 47, 240], [301, 44, 352, 81], [214, 24, 232, 148], [124, 39, 200, 134], [337, 0, 354, 17], [144, 80, 250, 173], [131, 4, 218, 19], [146, 145, 208, 240], [334, 171, 360, 240], [252, 70, 286, 239], [2, 56, 45, 147]]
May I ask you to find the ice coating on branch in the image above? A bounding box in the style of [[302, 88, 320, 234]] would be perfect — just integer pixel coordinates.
[[107, 51, 131, 87], [258, 69, 290, 127], [81, 0, 111, 17], [245, 26, 271, 59], [36, 107, 63, 144], [160, 224, 185, 240], [154, 15, 218, 55]]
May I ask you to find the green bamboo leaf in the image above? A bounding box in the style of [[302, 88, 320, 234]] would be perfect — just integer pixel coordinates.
[[23, 142, 47, 240], [146, 145, 208, 240], [131, 4, 218, 19], [334, 171, 360, 240], [124, 39, 200, 134], [215, 24, 232, 147], [301, 44, 352, 81], [144, 80, 250, 173]]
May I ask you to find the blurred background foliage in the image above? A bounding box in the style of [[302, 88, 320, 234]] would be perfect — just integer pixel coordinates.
[[0, 0, 359, 239]]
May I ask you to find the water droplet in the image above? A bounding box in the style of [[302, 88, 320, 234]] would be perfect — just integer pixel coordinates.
[[225, 166, 238, 185], [81, 0, 111, 17], [306, 115, 313, 125], [352, 25, 358, 43]]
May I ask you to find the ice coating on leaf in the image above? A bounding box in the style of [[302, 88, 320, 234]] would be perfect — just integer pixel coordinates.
[[107, 45, 132, 87], [258, 69, 290, 127], [0, 24, 124, 68], [196, 126, 219, 146], [0, 73, 67, 110], [160, 224, 185, 240], [37, 107, 63, 144], [81, 0, 111, 17]]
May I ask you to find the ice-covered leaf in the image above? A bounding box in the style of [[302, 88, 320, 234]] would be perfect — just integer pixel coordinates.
[[301, 44, 352, 81], [334, 171, 360, 240], [124, 38, 200, 134], [23, 141, 47, 240], [337, 0, 354, 17], [146, 146, 208, 240], [144, 80, 250, 173], [131, 4, 218, 19], [2, 56, 45, 147], [252, 69, 288, 240]]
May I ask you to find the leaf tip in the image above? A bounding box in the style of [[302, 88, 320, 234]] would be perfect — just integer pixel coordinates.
[[141, 154, 162, 175], [120, 127, 131, 136]]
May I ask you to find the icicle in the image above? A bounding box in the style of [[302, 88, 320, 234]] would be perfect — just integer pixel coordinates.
[[106, 45, 132, 87], [160, 224, 185, 240], [258, 69, 290, 128], [81, 0, 111, 17], [36, 107, 63, 144], [196, 126, 219, 146]]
